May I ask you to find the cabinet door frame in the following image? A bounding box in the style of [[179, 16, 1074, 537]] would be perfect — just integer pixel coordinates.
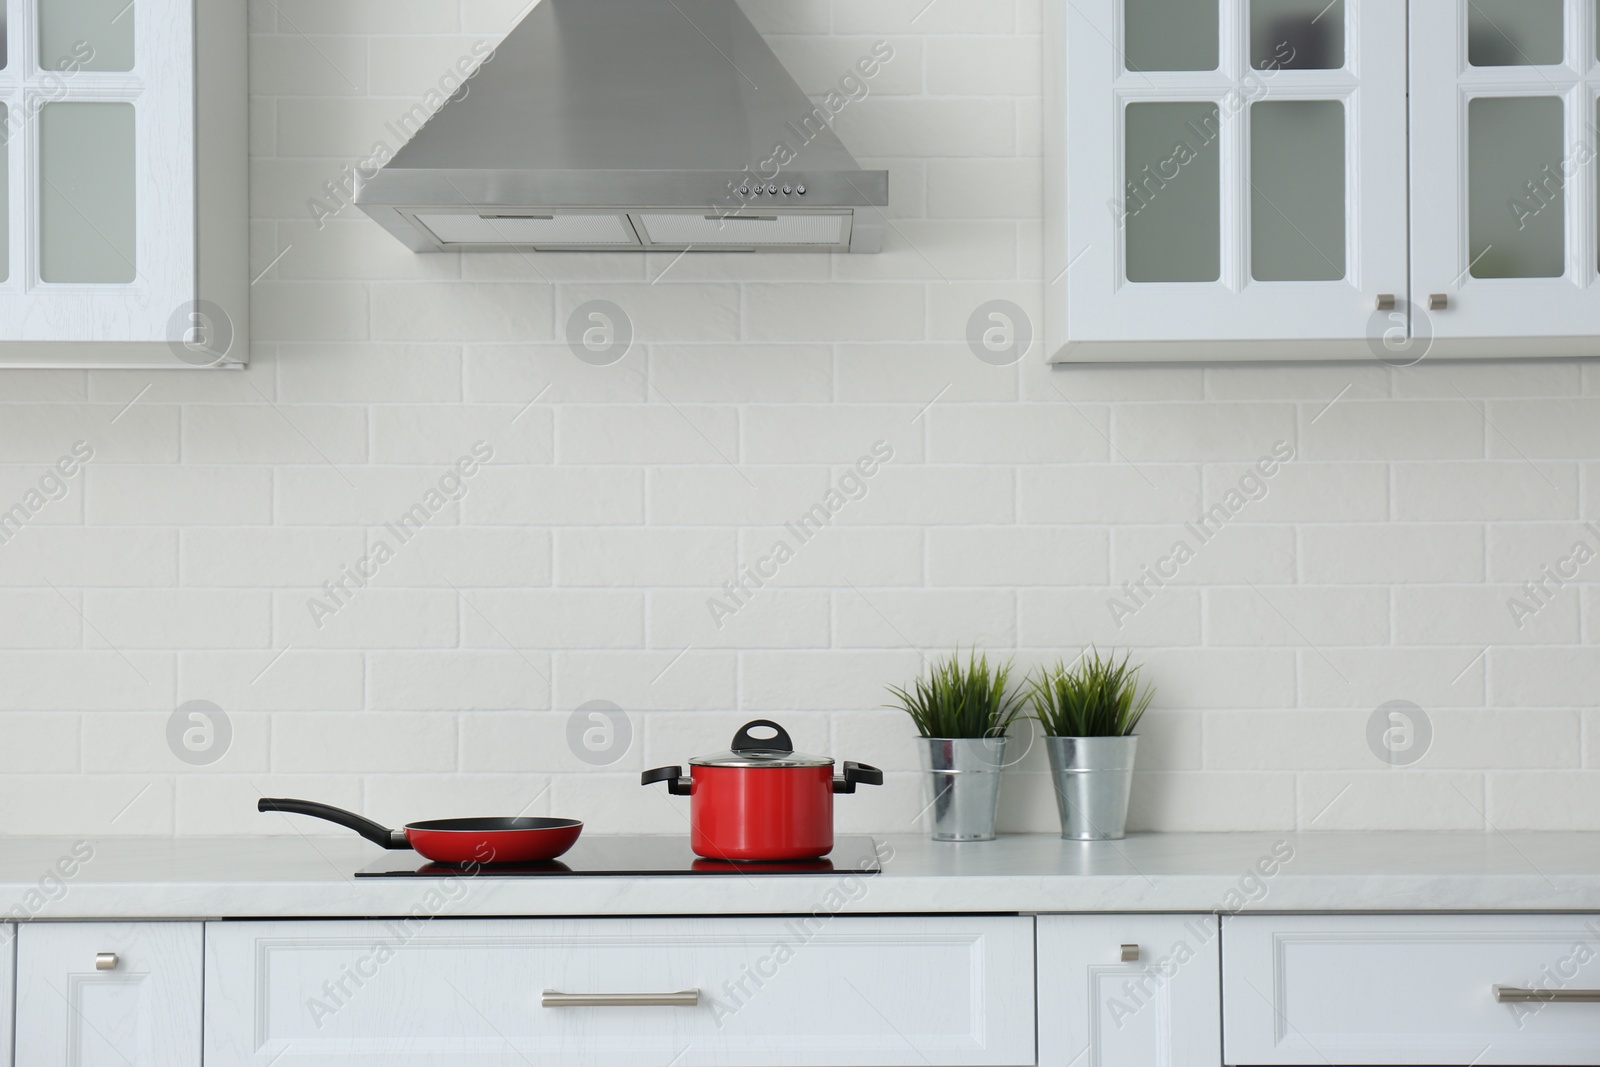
[[1036, 914, 1222, 1067], [1410, 0, 1600, 357], [14, 920, 203, 1067], [1047, 0, 1410, 363], [0, 0, 247, 368]]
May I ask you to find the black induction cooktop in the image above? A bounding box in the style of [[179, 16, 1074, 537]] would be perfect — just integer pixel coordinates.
[[354, 835, 883, 877]]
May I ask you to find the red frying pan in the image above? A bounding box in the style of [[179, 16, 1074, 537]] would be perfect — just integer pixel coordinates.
[[259, 798, 582, 865]]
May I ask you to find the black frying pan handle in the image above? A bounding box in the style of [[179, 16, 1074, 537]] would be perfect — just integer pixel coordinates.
[[731, 719, 793, 755], [258, 798, 409, 849]]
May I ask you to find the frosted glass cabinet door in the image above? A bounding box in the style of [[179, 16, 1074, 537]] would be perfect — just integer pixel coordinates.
[[1410, 0, 1600, 348], [0, 0, 194, 342], [1036, 915, 1221, 1067], [1052, 0, 1409, 359]]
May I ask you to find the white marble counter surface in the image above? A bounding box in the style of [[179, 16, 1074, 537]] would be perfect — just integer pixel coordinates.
[[2, 832, 1598, 920]]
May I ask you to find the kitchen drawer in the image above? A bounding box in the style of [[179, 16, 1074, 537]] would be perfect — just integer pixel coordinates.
[[1223, 914, 1600, 1065], [15, 922, 202, 1067], [205, 916, 1035, 1066]]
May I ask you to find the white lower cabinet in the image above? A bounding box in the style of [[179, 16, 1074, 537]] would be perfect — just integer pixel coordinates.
[[203, 916, 1036, 1066], [0, 925, 13, 1067], [1223, 914, 1600, 1065], [14, 921, 202, 1067], [1037, 915, 1220, 1067]]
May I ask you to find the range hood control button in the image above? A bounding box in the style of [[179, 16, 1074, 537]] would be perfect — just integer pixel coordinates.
[[782, 185, 792, 194], [796, 184, 806, 195], [738, 185, 750, 196], [767, 184, 778, 194]]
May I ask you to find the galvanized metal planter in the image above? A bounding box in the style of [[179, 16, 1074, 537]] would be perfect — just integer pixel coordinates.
[[1046, 735, 1137, 841], [918, 736, 1008, 842]]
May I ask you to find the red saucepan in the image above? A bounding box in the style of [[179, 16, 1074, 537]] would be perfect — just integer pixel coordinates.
[[259, 798, 582, 866], [642, 719, 881, 862]]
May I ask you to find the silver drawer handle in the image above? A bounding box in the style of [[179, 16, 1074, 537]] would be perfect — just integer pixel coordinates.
[[1495, 985, 1600, 1003], [542, 989, 700, 1008], [94, 952, 118, 971]]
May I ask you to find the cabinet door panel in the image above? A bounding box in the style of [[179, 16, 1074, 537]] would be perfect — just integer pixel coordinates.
[[1410, 0, 1599, 345], [1056, 0, 1408, 357], [1036, 915, 1220, 1067], [14, 922, 202, 1067]]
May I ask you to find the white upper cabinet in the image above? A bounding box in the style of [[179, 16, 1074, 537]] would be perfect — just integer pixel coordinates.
[[1048, 0, 1600, 362], [1411, 0, 1600, 352], [0, 0, 246, 368]]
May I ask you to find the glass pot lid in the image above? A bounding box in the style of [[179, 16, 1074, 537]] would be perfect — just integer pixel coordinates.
[[688, 719, 834, 769]]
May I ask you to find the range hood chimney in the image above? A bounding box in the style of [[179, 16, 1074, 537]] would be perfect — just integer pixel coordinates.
[[355, 0, 889, 253]]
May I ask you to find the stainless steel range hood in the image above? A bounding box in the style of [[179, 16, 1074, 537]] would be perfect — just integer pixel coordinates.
[[355, 0, 889, 254]]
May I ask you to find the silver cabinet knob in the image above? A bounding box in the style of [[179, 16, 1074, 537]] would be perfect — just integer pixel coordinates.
[[94, 952, 118, 970], [1120, 943, 1140, 962], [1375, 294, 1396, 311], [1429, 293, 1449, 311]]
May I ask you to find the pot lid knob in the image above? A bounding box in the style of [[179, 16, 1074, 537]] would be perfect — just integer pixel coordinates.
[[731, 719, 793, 756]]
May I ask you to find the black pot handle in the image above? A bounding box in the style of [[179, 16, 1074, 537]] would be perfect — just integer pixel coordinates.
[[731, 719, 793, 755], [834, 761, 884, 794], [258, 798, 409, 849], [641, 765, 691, 796]]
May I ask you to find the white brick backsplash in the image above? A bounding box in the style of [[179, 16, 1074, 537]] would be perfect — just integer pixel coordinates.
[[1300, 523, 1484, 584], [1394, 461, 1577, 521], [1204, 586, 1388, 647], [928, 404, 1109, 463], [179, 650, 364, 711], [372, 282, 553, 343], [651, 346, 833, 403], [1395, 585, 1578, 645], [1128, 772, 1296, 832], [745, 406, 919, 464], [277, 588, 457, 649], [89, 467, 270, 526], [558, 284, 740, 344], [833, 588, 1016, 648], [1115, 403, 1297, 462], [1, 6, 1593, 836], [460, 589, 644, 649], [275, 467, 462, 526], [82, 711, 270, 774], [85, 590, 271, 650], [469, 468, 643, 525], [464, 345, 649, 404], [0, 590, 84, 648], [556, 529, 736, 587], [273, 711, 457, 773], [836, 343, 1020, 403], [1300, 773, 1486, 831], [1202, 462, 1388, 523], [278, 344, 463, 403], [553, 651, 738, 711], [1019, 588, 1203, 647], [1111, 525, 1296, 585], [0, 713, 79, 772], [743, 283, 925, 342], [1300, 400, 1484, 460], [737, 526, 925, 587], [928, 526, 1108, 585], [1020, 465, 1202, 524], [181, 528, 365, 587], [558, 406, 740, 466], [368, 650, 550, 711], [372, 405, 551, 465], [742, 650, 924, 711]]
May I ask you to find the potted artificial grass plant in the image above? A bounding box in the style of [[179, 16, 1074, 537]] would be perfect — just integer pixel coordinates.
[[888, 651, 1025, 842], [1030, 649, 1152, 841]]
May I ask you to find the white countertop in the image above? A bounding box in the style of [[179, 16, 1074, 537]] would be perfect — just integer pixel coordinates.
[[4, 832, 1599, 920]]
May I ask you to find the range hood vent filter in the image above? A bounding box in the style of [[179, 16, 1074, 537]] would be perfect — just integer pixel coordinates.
[[638, 213, 850, 247], [416, 213, 638, 246]]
